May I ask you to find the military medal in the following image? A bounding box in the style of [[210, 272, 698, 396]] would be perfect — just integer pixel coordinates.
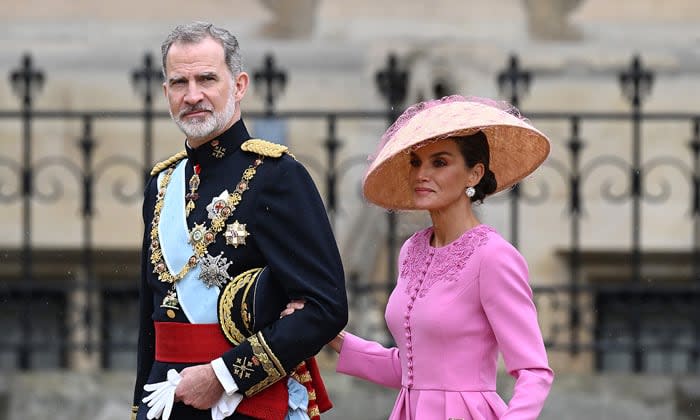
[[199, 252, 233, 288], [149, 156, 264, 284], [189, 223, 207, 244], [224, 220, 249, 248], [160, 287, 180, 319], [206, 190, 231, 220], [185, 164, 201, 216]]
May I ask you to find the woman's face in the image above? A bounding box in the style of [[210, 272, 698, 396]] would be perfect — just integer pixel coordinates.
[[409, 139, 480, 212]]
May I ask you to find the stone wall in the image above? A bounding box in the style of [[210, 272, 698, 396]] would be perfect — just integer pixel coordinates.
[[0, 370, 698, 420], [1, 0, 699, 379]]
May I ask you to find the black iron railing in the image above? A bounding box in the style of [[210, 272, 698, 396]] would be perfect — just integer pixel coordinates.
[[0, 51, 698, 373]]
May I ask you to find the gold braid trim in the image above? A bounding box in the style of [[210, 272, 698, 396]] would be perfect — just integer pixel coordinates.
[[246, 332, 286, 396], [240, 267, 264, 332], [150, 157, 263, 283], [257, 332, 285, 374], [130, 405, 138, 420], [294, 372, 312, 383], [290, 362, 320, 419], [150, 150, 187, 176], [241, 139, 294, 158], [219, 268, 263, 345]]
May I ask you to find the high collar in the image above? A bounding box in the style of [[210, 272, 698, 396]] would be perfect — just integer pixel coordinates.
[[185, 119, 251, 166]]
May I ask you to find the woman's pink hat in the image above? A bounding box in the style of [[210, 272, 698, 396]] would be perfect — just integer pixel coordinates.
[[362, 95, 551, 210]]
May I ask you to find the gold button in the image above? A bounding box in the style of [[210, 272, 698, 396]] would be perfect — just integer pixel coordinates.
[[166, 309, 176, 319]]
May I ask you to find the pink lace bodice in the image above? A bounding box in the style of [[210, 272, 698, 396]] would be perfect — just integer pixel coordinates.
[[400, 224, 494, 297]]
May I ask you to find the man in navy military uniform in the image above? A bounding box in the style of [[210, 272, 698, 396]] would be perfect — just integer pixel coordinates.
[[131, 21, 348, 420]]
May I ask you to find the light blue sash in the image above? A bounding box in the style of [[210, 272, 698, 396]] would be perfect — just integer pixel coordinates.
[[157, 159, 219, 323], [285, 378, 310, 420]]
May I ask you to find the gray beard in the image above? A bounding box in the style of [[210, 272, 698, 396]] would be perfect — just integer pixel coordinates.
[[172, 96, 237, 142]]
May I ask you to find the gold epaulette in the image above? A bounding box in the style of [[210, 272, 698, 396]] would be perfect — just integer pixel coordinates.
[[150, 150, 187, 176], [241, 139, 294, 159]]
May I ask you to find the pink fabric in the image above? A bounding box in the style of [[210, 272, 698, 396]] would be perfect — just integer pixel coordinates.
[[337, 224, 553, 420], [368, 95, 527, 163]]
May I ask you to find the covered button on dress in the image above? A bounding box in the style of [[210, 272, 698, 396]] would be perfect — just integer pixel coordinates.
[[337, 224, 553, 420]]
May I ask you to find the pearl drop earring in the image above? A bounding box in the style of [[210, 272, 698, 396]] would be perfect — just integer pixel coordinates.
[[465, 186, 476, 198]]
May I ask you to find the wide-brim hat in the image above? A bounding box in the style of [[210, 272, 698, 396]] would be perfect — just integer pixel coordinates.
[[363, 95, 551, 210]]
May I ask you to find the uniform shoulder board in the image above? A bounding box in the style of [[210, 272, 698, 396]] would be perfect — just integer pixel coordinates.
[[241, 139, 294, 159], [150, 150, 188, 176]]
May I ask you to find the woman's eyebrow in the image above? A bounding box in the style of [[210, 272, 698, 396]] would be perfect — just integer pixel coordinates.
[[428, 151, 454, 158]]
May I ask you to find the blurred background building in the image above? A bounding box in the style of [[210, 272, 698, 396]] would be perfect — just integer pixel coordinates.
[[0, 0, 699, 419]]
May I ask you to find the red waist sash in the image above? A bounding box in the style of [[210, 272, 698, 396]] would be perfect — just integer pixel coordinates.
[[154, 322, 231, 363], [153, 322, 288, 420]]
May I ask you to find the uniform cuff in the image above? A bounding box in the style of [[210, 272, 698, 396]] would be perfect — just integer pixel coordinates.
[[211, 357, 240, 396]]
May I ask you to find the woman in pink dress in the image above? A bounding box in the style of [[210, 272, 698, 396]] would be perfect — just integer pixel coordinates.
[[327, 95, 554, 419]]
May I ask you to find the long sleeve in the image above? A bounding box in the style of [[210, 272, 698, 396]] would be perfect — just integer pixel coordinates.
[[132, 177, 158, 411], [336, 332, 402, 389], [479, 239, 554, 420], [219, 156, 348, 396]]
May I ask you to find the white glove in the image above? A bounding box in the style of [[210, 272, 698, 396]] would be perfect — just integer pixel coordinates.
[[211, 392, 243, 420], [142, 369, 181, 420], [143, 368, 240, 420]]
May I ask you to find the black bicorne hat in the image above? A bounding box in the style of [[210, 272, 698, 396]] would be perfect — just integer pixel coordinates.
[[218, 267, 287, 345]]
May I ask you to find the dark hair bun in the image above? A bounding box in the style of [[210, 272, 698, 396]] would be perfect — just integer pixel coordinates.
[[453, 131, 497, 203]]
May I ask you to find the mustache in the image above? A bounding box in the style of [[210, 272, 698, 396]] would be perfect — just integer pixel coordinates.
[[178, 105, 213, 118]]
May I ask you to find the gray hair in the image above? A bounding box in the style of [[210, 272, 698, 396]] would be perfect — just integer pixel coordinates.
[[161, 21, 242, 78]]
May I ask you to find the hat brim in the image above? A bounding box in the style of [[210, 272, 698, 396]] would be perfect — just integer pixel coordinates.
[[362, 101, 550, 210]]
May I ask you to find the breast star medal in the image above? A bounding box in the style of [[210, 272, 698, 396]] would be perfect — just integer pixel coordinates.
[[224, 220, 249, 248], [206, 190, 231, 220], [149, 156, 264, 285], [199, 252, 233, 288], [188, 223, 216, 257]]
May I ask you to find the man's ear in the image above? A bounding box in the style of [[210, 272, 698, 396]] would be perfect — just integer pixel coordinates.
[[234, 72, 250, 101]]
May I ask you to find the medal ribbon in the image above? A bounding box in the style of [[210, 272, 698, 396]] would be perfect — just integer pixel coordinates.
[[158, 160, 219, 323]]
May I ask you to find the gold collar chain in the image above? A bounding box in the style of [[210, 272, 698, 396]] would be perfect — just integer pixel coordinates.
[[149, 156, 264, 283]]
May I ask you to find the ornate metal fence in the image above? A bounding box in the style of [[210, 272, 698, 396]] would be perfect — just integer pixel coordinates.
[[0, 51, 698, 373]]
